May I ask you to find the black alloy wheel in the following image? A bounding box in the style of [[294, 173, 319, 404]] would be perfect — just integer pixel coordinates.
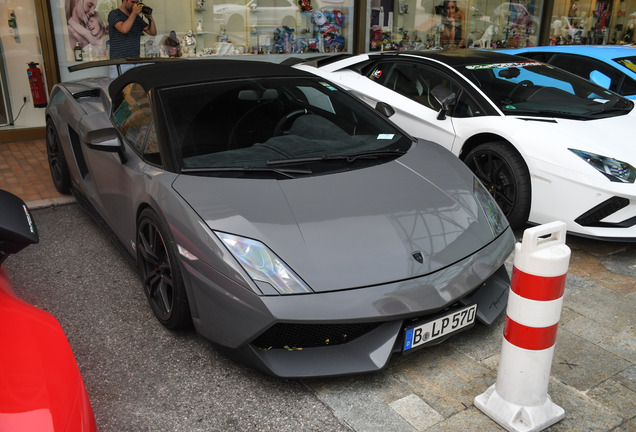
[[137, 208, 191, 330], [45, 118, 71, 193], [463, 141, 531, 228]]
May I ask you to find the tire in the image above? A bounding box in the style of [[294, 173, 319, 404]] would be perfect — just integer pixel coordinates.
[[45, 118, 71, 194], [137, 208, 192, 330], [463, 141, 531, 228]]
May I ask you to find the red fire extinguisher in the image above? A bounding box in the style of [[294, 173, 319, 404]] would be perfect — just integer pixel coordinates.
[[27, 62, 47, 108]]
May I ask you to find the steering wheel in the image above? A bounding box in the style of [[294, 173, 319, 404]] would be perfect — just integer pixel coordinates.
[[273, 109, 311, 136], [507, 80, 534, 100]]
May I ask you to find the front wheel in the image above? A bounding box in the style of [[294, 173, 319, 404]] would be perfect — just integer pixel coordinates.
[[137, 208, 192, 330], [463, 142, 531, 228]]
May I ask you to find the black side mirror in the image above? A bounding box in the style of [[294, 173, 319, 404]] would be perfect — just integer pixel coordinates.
[[431, 85, 456, 120], [0, 190, 38, 266], [375, 101, 395, 118], [86, 127, 127, 164]]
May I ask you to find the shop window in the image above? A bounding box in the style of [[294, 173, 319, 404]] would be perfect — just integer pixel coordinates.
[[368, 0, 541, 51]]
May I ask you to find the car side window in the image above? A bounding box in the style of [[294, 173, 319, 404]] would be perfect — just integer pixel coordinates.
[[112, 83, 154, 155], [142, 121, 162, 166], [548, 54, 623, 93], [369, 61, 481, 118]]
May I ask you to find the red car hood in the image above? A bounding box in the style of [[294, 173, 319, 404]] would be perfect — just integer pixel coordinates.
[[0, 267, 97, 432]]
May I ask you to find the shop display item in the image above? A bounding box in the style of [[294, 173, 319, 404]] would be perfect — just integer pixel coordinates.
[[183, 29, 197, 55], [164, 30, 181, 57]]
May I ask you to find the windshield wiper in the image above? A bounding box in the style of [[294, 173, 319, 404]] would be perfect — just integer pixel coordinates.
[[501, 108, 594, 120], [181, 166, 312, 179], [590, 104, 633, 115], [267, 149, 406, 166]]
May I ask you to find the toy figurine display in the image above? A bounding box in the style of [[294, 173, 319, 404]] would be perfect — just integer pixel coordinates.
[[182, 29, 196, 55], [269, 7, 345, 54], [164, 30, 181, 57]]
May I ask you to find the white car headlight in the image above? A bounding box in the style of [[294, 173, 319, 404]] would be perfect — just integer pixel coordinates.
[[570, 149, 636, 183], [216, 232, 312, 295], [473, 177, 506, 236]]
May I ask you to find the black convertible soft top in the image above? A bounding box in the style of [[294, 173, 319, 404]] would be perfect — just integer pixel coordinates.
[[108, 58, 313, 100]]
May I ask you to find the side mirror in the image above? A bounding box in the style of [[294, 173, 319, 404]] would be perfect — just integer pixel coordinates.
[[0, 190, 38, 266], [431, 85, 456, 120], [86, 127, 127, 163], [375, 101, 395, 118], [589, 70, 611, 90]]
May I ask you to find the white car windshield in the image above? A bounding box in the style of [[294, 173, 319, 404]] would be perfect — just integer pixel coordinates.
[[460, 61, 634, 119]]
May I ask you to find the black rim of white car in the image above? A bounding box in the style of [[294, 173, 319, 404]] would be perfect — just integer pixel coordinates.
[[463, 142, 531, 228]]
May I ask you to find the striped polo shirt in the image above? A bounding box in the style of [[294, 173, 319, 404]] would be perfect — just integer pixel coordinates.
[[108, 9, 147, 59]]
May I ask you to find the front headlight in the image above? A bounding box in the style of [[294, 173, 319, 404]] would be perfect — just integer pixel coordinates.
[[570, 149, 636, 183], [473, 177, 506, 236], [216, 232, 312, 295]]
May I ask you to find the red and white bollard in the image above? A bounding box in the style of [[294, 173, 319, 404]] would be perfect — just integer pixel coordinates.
[[474, 221, 570, 432]]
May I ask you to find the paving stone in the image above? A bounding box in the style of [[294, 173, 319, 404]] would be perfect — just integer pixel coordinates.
[[311, 378, 416, 432], [587, 378, 636, 420], [616, 365, 636, 393], [552, 330, 631, 391], [563, 276, 635, 333], [389, 394, 444, 431], [389, 344, 494, 419], [548, 379, 624, 432], [424, 407, 502, 432]]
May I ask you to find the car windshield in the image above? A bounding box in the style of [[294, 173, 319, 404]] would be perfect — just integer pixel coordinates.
[[458, 61, 634, 119], [615, 56, 636, 74], [157, 77, 412, 176]]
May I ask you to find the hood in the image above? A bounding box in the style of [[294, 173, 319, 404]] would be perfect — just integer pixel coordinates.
[[508, 109, 636, 163], [173, 142, 506, 292]]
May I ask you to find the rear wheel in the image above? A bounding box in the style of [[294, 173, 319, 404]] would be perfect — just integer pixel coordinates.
[[137, 208, 192, 330], [45, 118, 71, 193], [463, 142, 531, 228]]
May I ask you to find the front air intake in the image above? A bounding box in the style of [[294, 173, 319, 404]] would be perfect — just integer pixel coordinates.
[[252, 322, 382, 350], [575, 197, 630, 227]]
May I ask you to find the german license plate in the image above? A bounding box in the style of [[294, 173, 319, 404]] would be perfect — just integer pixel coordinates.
[[403, 304, 477, 352]]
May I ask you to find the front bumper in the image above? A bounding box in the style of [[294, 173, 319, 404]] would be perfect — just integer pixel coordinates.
[[181, 227, 514, 377], [529, 165, 636, 240]]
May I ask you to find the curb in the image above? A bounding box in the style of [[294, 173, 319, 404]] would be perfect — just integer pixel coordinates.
[[27, 196, 77, 210]]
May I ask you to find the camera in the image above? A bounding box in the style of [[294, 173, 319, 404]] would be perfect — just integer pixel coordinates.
[[138, 2, 152, 14]]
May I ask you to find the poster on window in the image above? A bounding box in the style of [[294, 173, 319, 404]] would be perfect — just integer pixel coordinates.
[[60, 0, 116, 61]]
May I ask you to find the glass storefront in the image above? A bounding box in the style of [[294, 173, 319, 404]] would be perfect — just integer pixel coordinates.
[[367, 0, 636, 50], [53, 0, 354, 70], [369, 0, 543, 50], [549, 0, 636, 44]]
